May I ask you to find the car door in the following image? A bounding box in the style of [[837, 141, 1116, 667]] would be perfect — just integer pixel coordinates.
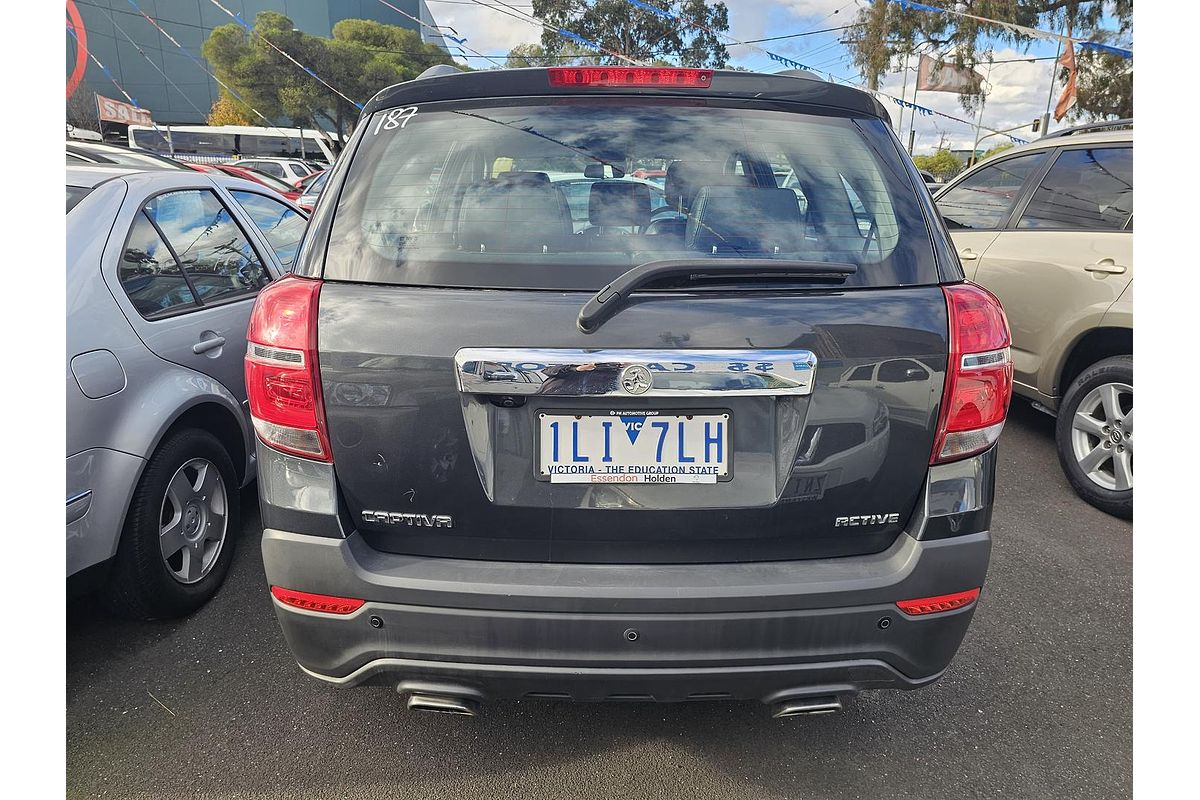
[[968, 145, 1133, 395], [935, 150, 1050, 271], [105, 185, 278, 406]]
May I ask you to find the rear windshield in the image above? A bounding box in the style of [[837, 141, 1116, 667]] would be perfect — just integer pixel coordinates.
[[323, 99, 937, 289], [67, 185, 92, 213]]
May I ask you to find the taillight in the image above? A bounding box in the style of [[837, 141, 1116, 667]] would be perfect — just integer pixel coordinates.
[[245, 276, 331, 461], [547, 67, 713, 88], [931, 283, 1014, 464], [270, 586, 364, 615], [896, 587, 981, 616]]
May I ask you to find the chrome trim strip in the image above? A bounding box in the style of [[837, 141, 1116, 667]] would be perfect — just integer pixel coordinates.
[[455, 348, 818, 397]]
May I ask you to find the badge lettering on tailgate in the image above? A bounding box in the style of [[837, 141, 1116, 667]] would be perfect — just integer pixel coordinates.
[[835, 513, 900, 527], [362, 510, 453, 528]]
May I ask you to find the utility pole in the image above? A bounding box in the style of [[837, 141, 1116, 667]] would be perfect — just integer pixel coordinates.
[[1041, 33, 1064, 137], [896, 49, 911, 136]]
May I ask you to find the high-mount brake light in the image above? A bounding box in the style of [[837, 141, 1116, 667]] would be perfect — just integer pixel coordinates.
[[245, 276, 332, 461], [548, 67, 713, 88], [931, 283, 1014, 464], [271, 586, 364, 615], [896, 588, 981, 616]]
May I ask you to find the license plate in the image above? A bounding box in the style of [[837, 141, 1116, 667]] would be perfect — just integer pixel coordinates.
[[539, 412, 730, 484]]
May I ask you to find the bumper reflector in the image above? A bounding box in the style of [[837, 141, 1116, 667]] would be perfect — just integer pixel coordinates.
[[271, 586, 365, 615], [896, 587, 981, 616]]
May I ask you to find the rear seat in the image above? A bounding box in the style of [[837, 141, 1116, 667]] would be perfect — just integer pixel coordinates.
[[456, 171, 573, 252], [686, 186, 805, 254], [644, 161, 749, 238]]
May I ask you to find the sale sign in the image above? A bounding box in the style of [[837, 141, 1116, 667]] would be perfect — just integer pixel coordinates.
[[96, 94, 153, 126]]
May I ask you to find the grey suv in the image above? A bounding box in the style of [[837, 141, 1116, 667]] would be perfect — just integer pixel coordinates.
[[249, 66, 1013, 716], [67, 166, 307, 618]]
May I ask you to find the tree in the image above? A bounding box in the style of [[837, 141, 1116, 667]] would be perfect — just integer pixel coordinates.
[[207, 94, 253, 126], [66, 88, 100, 132], [201, 13, 455, 143], [505, 42, 598, 68], [1070, 32, 1132, 120], [913, 149, 964, 180], [979, 142, 1014, 161], [845, 1, 1132, 115], [531, 0, 729, 67]]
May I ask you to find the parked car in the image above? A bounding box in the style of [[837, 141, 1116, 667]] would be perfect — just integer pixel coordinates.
[[934, 121, 1132, 517], [232, 157, 319, 183], [249, 66, 1012, 716], [917, 169, 943, 193], [66, 141, 192, 171], [296, 170, 329, 213], [67, 166, 308, 618], [213, 164, 304, 203], [294, 168, 327, 192]]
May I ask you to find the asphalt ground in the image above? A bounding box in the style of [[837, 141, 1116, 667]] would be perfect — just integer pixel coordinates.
[[66, 401, 1132, 800]]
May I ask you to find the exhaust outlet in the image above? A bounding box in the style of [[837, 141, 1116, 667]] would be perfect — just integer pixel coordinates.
[[406, 693, 479, 716], [771, 695, 843, 718]]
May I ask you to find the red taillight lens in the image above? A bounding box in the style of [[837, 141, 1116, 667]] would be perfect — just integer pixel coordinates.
[[896, 587, 981, 616], [245, 276, 331, 461], [270, 586, 364, 615], [931, 283, 1014, 464], [548, 67, 713, 88]]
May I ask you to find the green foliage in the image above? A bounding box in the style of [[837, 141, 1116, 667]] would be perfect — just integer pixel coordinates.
[[1071, 32, 1132, 120], [505, 42, 599, 68], [531, 0, 729, 67], [979, 142, 1014, 161], [913, 149, 964, 180], [201, 13, 455, 141], [845, 1, 1133, 114]]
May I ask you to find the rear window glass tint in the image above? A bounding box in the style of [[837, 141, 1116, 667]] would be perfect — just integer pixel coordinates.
[[936, 152, 1046, 230], [1017, 147, 1132, 230], [231, 190, 307, 269], [119, 212, 198, 317], [144, 189, 271, 304], [322, 100, 938, 290], [67, 185, 92, 213]]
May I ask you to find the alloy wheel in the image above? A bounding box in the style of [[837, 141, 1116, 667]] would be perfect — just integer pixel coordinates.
[[158, 458, 228, 584], [1070, 382, 1133, 492]]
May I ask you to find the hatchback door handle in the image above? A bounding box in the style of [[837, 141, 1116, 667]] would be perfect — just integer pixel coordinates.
[[1083, 258, 1127, 275], [958, 249, 978, 261], [193, 336, 226, 354]]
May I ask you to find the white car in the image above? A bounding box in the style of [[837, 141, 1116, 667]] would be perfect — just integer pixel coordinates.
[[232, 158, 320, 183]]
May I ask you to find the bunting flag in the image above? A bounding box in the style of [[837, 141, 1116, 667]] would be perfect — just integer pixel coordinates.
[[1054, 28, 1078, 122]]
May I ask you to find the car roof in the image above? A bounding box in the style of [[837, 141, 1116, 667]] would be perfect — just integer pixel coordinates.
[[363, 67, 891, 121], [981, 127, 1132, 161], [66, 164, 143, 188]]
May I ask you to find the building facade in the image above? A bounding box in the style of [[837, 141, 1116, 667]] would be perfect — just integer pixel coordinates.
[[67, 0, 447, 126]]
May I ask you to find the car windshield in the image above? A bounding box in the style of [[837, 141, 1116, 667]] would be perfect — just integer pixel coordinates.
[[66, 185, 92, 213], [323, 99, 936, 290], [238, 168, 295, 193]]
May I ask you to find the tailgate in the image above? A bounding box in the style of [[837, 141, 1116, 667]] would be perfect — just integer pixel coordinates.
[[318, 283, 948, 564]]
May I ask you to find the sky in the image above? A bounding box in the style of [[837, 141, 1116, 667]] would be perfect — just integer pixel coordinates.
[[421, 0, 1127, 153]]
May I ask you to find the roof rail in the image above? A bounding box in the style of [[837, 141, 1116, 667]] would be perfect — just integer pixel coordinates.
[[1044, 118, 1132, 139]]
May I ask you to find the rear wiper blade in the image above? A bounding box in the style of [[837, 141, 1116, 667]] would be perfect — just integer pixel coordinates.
[[577, 258, 857, 334]]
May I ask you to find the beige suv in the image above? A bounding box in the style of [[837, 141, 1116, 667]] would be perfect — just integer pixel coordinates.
[[934, 122, 1132, 518]]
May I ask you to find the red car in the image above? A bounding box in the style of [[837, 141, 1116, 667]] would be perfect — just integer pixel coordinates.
[[212, 164, 304, 203]]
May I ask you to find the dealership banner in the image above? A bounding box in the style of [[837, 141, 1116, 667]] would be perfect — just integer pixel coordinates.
[[916, 55, 983, 94], [96, 93, 153, 126]]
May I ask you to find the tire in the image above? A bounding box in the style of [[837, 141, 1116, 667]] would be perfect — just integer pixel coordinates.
[[104, 428, 240, 619], [1054, 355, 1133, 519]]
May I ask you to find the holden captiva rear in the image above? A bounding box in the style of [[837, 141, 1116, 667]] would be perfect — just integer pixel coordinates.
[[250, 66, 1010, 717]]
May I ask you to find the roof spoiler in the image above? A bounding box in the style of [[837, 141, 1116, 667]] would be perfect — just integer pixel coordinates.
[[416, 64, 466, 80]]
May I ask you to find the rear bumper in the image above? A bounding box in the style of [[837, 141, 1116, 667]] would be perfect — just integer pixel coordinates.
[[262, 528, 990, 703]]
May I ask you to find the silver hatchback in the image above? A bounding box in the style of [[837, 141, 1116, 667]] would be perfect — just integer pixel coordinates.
[[67, 166, 308, 617]]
